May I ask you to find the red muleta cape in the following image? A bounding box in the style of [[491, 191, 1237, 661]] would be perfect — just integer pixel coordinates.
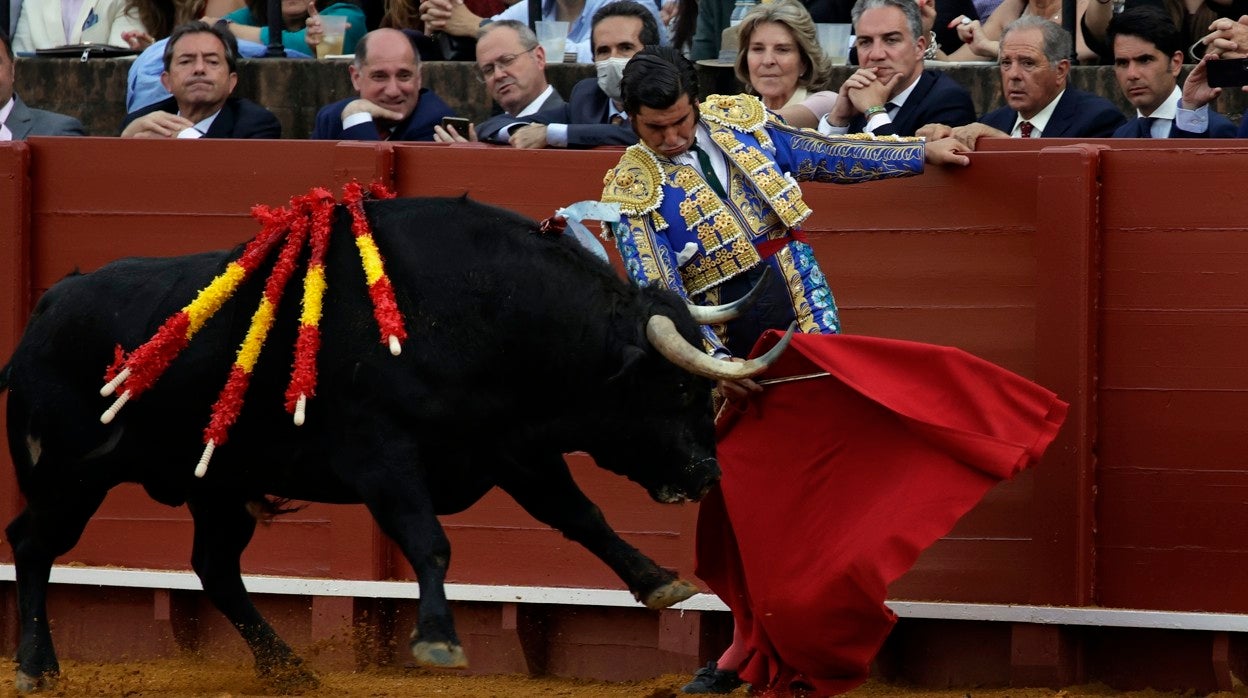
[[698, 332, 1068, 696]]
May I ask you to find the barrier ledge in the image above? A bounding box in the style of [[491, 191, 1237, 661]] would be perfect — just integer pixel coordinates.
[[13, 564, 1248, 634]]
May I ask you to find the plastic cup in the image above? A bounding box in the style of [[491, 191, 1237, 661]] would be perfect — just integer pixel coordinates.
[[316, 15, 348, 59], [535, 20, 569, 63], [816, 23, 853, 65]]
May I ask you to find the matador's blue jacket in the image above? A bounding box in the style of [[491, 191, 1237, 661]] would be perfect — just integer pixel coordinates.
[[602, 93, 926, 356]]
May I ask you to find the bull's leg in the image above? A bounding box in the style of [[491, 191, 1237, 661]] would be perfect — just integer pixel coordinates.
[[497, 455, 698, 610], [187, 497, 317, 691], [7, 488, 108, 693], [356, 479, 466, 670]]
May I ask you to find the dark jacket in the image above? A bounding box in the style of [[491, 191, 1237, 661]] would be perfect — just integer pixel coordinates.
[[9, 94, 85, 139], [847, 70, 975, 136], [979, 87, 1126, 138], [311, 88, 454, 141], [1114, 109, 1237, 138], [525, 78, 637, 148], [121, 96, 281, 138], [476, 89, 566, 143]]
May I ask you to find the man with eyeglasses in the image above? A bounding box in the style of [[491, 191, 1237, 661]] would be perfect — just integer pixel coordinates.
[[919, 16, 1123, 144], [433, 20, 565, 143], [504, 0, 655, 149], [312, 28, 454, 141]]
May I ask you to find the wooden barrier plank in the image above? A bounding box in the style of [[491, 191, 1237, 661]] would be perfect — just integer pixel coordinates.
[[1095, 148, 1248, 613], [27, 139, 391, 291], [0, 142, 31, 567], [1031, 145, 1103, 609]]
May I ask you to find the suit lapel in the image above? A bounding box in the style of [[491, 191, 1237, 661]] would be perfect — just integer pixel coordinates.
[[7, 96, 34, 140], [204, 100, 236, 138], [892, 71, 934, 136], [68, 0, 100, 44], [1043, 90, 1076, 137]]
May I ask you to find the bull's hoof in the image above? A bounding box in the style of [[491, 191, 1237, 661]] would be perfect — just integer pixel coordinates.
[[14, 669, 57, 694], [411, 640, 469, 669], [643, 578, 698, 609]]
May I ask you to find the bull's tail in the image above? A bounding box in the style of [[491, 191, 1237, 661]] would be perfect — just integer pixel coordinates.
[[0, 361, 10, 394]]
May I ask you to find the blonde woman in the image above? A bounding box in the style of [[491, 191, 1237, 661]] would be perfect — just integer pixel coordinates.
[[734, 0, 832, 109]]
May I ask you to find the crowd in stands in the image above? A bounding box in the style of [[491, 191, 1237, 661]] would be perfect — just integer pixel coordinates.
[[2, 0, 1248, 142]]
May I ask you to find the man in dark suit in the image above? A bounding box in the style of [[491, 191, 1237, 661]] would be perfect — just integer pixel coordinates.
[[121, 22, 280, 139], [0, 28, 84, 139], [921, 16, 1125, 145], [312, 28, 453, 141], [1108, 7, 1236, 138], [432, 20, 565, 144], [506, 0, 658, 149], [818, 0, 974, 137]]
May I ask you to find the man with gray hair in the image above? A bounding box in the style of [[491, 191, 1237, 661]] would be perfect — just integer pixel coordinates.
[[816, 0, 974, 136], [433, 20, 565, 144], [922, 16, 1123, 142]]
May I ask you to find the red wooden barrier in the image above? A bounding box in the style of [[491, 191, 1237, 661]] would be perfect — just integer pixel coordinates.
[[3, 137, 1248, 690], [0, 142, 30, 567]]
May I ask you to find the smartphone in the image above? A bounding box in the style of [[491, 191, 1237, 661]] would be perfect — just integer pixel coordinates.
[[1205, 57, 1248, 88], [441, 116, 471, 139]]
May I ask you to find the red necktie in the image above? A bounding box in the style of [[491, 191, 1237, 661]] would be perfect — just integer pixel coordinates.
[[1019, 121, 1034, 138]]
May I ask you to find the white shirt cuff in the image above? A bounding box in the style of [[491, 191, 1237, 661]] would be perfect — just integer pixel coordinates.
[[545, 123, 569, 147], [864, 113, 892, 133], [1175, 104, 1208, 134], [343, 111, 374, 130], [817, 115, 848, 135]]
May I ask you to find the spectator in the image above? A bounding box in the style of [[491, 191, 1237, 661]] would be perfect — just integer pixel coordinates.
[[1108, 6, 1236, 137], [667, 0, 695, 53], [732, 0, 829, 110], [312, 27, 454, 140], [373, 0, 504, 60], [691, 0, 730, 61], [120, 0, 204, 49], [432, 20, 566, 143], [126, 31, 309, 113], [1086, 0, 1248, 64], [417, 0, 665, 63], [209, 0, 366, 56], [502, 0, 655, 149], [12, 0, 144, 50], [939, 0, 1093, 63], [0, 27, 85, 137], [120, 20, 281, 138], [920, 16, 1124, 142], [796, 0, 975, 135]]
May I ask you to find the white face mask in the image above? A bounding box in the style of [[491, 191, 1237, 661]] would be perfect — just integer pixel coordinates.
[[595, 56, 630, 101]]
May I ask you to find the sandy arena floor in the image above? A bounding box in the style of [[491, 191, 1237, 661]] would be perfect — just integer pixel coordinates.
[[6, 658, 1244, 698]]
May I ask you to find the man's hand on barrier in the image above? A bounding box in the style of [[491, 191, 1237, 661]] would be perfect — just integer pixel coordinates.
[[121, 111, 196, 139], [924, 136, 972, 167]]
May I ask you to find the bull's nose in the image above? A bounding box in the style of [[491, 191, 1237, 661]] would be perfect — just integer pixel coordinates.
[[690, 456, 721, 500]]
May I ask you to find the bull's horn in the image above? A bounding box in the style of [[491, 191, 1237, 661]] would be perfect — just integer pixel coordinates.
[[685, 267, 773, 325], [645, 315, 795, 380]]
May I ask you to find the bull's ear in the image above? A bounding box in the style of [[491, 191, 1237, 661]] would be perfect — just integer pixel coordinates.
[[608, 345, 647, 384]]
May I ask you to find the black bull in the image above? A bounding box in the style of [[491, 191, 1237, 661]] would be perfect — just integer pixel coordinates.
[[0, 196, 786, 692]]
